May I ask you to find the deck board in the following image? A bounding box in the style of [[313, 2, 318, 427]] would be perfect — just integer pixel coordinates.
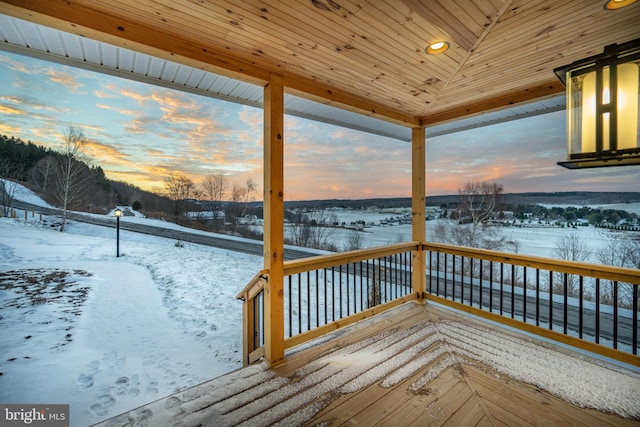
[[95, 302, 640, 427]]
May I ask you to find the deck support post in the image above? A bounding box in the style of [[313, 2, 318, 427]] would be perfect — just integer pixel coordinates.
[[411, 126, 426, 302], [263, 74, 286, 367]]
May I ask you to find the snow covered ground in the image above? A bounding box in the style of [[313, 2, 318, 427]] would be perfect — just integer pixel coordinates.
[[1, 185, 263, 425], [1, 184, 639, 426]]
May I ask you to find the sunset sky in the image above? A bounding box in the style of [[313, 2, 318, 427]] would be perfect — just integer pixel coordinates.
[[0, 50, 638, 200]]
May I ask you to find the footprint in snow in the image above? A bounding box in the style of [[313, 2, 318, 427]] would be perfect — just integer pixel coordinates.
[[89, 394, 115, 417]]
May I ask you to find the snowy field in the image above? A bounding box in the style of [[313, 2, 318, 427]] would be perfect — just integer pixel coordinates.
[[1, 184, 639, 425], [326, 205, 640, 259]]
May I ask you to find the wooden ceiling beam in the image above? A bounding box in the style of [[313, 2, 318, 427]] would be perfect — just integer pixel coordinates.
[[420, 80, 564, 126]]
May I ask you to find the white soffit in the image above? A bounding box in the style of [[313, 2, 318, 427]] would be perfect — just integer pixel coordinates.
[[0, 14, 564, 142]]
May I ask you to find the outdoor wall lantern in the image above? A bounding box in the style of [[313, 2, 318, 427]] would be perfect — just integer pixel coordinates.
[[115, 208, 122, 257], [554, 38, 640, 169]]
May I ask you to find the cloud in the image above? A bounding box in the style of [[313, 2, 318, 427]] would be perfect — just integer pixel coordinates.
[[46, 69, 83, 91], [96, 103, 140, 117], [0, 53, 34, 74], [83, 139, 131, 166], [0, 103, 25, 115], [0, 122, 22, 135]]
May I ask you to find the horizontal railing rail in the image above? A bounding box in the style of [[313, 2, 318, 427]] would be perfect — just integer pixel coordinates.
[[423, 241, 640, 366]]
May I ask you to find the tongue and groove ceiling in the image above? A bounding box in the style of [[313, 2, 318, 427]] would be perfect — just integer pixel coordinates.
[[0, 0, 638, 141]]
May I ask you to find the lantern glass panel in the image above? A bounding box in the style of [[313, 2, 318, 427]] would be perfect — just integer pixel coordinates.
[[566, 59, 639, 159]]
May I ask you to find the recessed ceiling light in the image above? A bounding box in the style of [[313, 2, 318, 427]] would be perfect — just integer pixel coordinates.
[[603, 0, 637, 10], [425, 41, 450, 55]]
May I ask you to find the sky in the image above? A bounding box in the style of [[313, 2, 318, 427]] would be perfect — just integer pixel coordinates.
[[0, 50, 638, 200]]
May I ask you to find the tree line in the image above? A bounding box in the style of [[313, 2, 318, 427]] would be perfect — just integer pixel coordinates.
[[1, 131, 175, 229]]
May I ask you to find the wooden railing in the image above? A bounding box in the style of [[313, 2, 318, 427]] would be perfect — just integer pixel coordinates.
[[423, 242, 640, 366], [236, 243, 420, 365], [237, 242, 640, 367], [236, 269, 268, 364]]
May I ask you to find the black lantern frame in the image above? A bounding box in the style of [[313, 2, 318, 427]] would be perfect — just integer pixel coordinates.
[[554, 38, 640, 169]]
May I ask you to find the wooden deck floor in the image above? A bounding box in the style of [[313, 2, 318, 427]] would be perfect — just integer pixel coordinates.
[[96, 302, 640, 427]]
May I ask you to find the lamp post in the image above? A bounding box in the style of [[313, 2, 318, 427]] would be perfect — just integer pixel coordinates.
[[115, 208, 122, 257]]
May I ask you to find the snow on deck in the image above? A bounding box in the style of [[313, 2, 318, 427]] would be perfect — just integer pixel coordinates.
[[95, 303, 640, 427]]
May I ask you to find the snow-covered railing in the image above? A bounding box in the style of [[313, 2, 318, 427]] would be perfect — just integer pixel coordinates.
[[423, 241, 640, 366], [237, 243, 419, 366]]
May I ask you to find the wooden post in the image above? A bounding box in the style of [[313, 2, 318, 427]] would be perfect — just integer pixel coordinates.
[[263, 74, 286, 367], [412, 126, 426, 302]]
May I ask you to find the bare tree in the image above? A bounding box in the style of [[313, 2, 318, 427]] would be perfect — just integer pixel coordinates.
[[344, 228, 364, 251], [628, 238, 640, 270], [56, 126, 91, 232], [288, 210, 312, 247], [595, 235, 636, 307], [0, 158, 18, 217], [28, 156, 56, 196], [552, 233, 592, 296], [202, 173, 227, 213], [0, 178, 18, 217], [433, 180, 506, 250], [201, 173, 227, 231], [228, 178, 257, 232], [163, 171, 200, 221], [287, 210, 337, 250]]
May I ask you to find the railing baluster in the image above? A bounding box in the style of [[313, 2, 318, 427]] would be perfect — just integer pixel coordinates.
[[437, 252, 441, 296], [563, 273, 568, 335], [536, 269, 540, 327], [339, 265, 343, 319], [461, 256, 465, 304], [372, 258, 377, 307], [307, 270, 311, 332], [579, 275, 583, 339], [324, 268, 328, 324], [444, 254, 448, 299], [595, 278, 600, 344], [500, 262, 504, 316], [523, 266, 527, 323], [383, 256, 388, 303], [511, 264, 515, 319], [429, 251, 433, 293], [288, 275, 292, 338], [352, 262, 357, 314], [549, 270, 553, 331], [360, 261, 364, 311], [633, 284, 638, 355], [479, 259, 483, 309], [452, 254, 456, 301], [614, 280, 618, 350], [316, 269, 320, 328], [298, 273, 302, 335], [489, 260, 494, 313]]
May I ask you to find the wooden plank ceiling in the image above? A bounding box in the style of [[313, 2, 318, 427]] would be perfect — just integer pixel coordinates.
[[0, 0, 639, 127]]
